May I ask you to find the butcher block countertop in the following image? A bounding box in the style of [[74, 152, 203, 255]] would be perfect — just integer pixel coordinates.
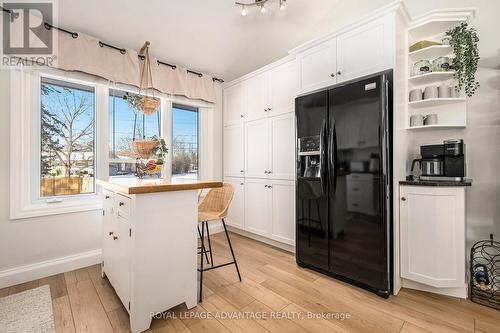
[[96, 178, 222, 195]]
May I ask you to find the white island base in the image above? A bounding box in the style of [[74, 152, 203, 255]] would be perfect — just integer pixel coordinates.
[[97, 178, 222, 333]]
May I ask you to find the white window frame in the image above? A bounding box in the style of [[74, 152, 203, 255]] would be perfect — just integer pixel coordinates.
[[10, 69, 104, 219], [10, 68, 215, 220]]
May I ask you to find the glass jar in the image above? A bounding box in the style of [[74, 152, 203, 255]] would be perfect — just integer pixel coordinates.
[[432, 56, 451, 72], [413, 60, 432, 76]]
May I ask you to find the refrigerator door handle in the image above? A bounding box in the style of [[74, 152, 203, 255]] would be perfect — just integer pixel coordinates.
[[328, 120, 337, 192], [319, 120, 327, 194]]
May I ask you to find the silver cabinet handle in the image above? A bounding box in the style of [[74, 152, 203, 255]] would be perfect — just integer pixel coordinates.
[[113, 236, 118, 240], [240, 183, 244, 185], [109, 231, 114, 236], [337, 71, 342, 75], [268, 185, 272, 188], [105, 195, 110, 199], [240, 114, 244, 118], [401, 197, 406, 201], [268, 170, 272, 174], [330, 73, 335, 77], [119, 202, 125, 206], [264, 185, 268, 188]]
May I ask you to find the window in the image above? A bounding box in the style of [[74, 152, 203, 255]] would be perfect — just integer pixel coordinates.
[[40, 77, 95, 197], [108, 90, 161, 177], [172, 104, 199, 180]]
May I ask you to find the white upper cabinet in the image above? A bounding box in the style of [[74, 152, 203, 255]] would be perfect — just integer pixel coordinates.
[[245, 119, 270, 179], [297, 39, 337, 94], [268, 61, 297, 117], [245, 72, 269, 122], [269, 113, 295, 180], [400, 186, 465, 288], [224, 82, 245, 126], [337, 14, 394, 83], [223, 124, 245, 177]]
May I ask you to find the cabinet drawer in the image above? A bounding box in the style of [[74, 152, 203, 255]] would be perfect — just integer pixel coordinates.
[[103, 189, 114, 206], [115, 194, 131, 217]]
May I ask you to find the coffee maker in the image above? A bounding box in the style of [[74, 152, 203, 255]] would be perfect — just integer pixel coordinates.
[[411, 139, 466, 181]]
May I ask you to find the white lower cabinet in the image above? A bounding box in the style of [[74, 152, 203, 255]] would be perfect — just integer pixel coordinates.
[[227, 178, 295, 245], [224, 177, 245, 229], [400, 185, 467, 297]]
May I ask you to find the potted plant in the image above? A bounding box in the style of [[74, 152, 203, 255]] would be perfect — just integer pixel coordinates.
[[445, 22, 480, 97]]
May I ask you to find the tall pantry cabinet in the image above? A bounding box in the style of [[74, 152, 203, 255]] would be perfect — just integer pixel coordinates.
[[223, 59, 296, 246]]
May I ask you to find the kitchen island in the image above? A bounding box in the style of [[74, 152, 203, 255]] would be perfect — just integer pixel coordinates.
[[96, 178, 222, 333]]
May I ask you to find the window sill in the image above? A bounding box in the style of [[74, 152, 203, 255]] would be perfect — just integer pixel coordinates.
[[10, 196, 103, 220]]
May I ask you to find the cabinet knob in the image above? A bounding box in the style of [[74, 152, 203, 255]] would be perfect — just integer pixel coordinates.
[[268, 170, 272, 174], [119, 202, 124, 206], [337, 71, 342, 75], [105, 195, 110, 199], [113, 236, 118, 240], [330, 73, 335, 78], [268, 185, 272, 188], [240, 183, 244, 185], [240, 170, 244, 173], [401, 197, 406, 201], [109, 231, 114, 236], [240, 114, 244, 118], [268, 107, 272, 111]]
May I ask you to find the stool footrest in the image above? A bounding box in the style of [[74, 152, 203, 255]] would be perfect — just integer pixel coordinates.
[[198, 261, 235, 272]]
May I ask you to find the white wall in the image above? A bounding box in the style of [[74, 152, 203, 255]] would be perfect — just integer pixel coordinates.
[[0, 69, 223, 286]]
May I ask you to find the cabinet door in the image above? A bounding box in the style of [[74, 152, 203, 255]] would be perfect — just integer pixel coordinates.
[[336, 14, 393, 83], [114, 213, 131, 310], [224, 178, 245, 229], [268, 61, 296, 117], [400, 186, 465, 288], [270, 181, 295, 245], [269, 113, 295, 180], [245, 179, 271, 236], [102, 190, 115, 285], [245, 72, 269, 122], [223, 124, 245, 177], [223, 82, 245, 126], [297, 39, 337, 94], [245, 119, 269, 179]]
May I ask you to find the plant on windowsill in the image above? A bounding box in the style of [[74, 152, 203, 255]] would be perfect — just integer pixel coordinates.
[[445, 22, 480, 97]]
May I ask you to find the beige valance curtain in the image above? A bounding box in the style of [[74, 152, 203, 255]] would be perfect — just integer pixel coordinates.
[[56, 30, 218, 103]]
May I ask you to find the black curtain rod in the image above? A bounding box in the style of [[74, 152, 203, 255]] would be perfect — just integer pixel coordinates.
[[40, 21, 224, 83], [44, 22, 78, 39], [1, 5, 19, 19], [98, 41, 126, 54]]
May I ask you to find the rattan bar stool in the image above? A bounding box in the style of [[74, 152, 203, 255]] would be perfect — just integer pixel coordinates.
[[197, 182, 242, 302]]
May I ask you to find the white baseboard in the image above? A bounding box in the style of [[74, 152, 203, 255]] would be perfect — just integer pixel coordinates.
[[0, 249, 102, 289], [227, 225, 295, 253], [402, 278, 468, 299]]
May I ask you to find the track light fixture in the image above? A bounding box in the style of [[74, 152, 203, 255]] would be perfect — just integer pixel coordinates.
[[235, 0, 287, 16]]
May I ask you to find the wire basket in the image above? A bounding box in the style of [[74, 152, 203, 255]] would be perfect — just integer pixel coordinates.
[[470, 234, 500, 310], [131, 139, 159, 159]]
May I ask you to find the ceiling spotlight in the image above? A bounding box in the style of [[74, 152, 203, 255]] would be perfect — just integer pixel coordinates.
[[241, 5, 247, 16], [236, 0, 286, 16], [280, 0, 286, 10], [260, 4, 266, 13]]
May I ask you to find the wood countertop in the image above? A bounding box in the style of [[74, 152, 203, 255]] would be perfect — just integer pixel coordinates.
[[96, 178, 223, 194]]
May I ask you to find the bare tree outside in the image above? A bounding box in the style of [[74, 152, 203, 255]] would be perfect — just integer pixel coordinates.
[[40, 78, 95, 196]]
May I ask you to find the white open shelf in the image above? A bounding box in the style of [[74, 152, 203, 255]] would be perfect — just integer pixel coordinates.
[[408, 45, 452, 62], [408, 72, 455, 85], [409, 98, 466, 108], [406, 124, 466, 130], [408, 17, 470, 41]]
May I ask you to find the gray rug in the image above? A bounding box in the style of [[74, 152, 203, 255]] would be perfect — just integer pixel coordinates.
[[0, 285, 55, 333]]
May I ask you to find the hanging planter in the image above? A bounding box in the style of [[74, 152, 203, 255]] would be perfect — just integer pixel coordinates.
[[131, 139, 160, 159], [445, 22, 480, 97], [138, 41, 160, 115]]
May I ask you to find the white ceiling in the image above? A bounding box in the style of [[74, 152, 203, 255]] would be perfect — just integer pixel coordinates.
[[58, 0, 499, 82]]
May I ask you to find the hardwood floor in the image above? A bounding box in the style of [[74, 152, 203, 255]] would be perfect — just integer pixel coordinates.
[[2, 232, 499, 333]]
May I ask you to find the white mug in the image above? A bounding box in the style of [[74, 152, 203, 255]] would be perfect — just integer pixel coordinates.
[[410, 114, 424, 127], [438, 85, 450, 98], [424, 86, 439, 99], [424, 114, 438, 125]]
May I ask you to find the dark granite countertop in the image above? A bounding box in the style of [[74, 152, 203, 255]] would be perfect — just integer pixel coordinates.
[[399, 180, 472, 187]]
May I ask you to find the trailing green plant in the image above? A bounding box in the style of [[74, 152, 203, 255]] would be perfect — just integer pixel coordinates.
[[446, 22, 480, 97]]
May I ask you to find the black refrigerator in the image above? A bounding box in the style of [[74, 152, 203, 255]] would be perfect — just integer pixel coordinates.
[[295, 71, 392, 298]]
